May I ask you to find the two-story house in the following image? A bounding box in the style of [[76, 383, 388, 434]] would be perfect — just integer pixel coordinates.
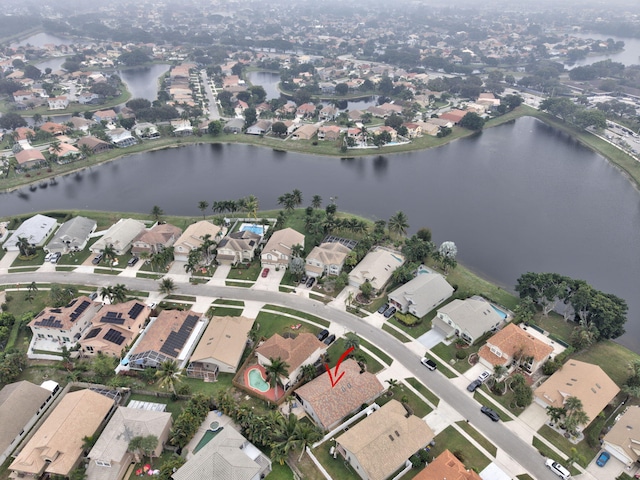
[[261, 228, 304, 270], [305, 242, 351, 278]]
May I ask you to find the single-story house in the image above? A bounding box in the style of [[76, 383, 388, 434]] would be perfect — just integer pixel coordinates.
[[215, 230, 261, 265], [187, 315, 254, 379], [127, 309, 204, 370], [171, 119, 193, 136], [245, 119, 272, 136], [130, 223, 182, 256], [294, 359, 385, 431], [93, 109, 118, 123], [433, 297, 504, 344], [40, 121, 68, 136], [28, 296, 101, 355], [171, 425, 271, 480], [335, 399, 435, 480], [413, 449, 481, 480], [77, 136, 112, 154], [534, 360, 619, 431], [255, 333, 326, 390], [15, 148, 46, 169], [291, 123, 318, 140], [602, 405, 640, 466], [87, 406, 172, 480], [106, 128, 137, 148], [0, 381, 58, 465], [478, 323, 554, 374], [223, 118, 245, 134], [9, 389, 114, 479], [50, 142, 80, 159], [3, 214, 57, 252], [261, 227, 304, 270], [305, 241, 351, 278], [91, 218, 146, 256], [348, 246, 405, 294], [80, 300, 150, 358], [318, 125, 341, 141], [387, 272, 454, 318], [69, 117, 95, 132], [439, 109, 467, 124], [173, 221, 222, 262], [133, 122, 160, 139], [46, 215, 97, 254]]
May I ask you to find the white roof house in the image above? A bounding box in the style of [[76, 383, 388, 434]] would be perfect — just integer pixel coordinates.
[[348, 246, 405, 292], [434, 297, 503, 344], [3, 214, 57, 252], [46, 216, 97, 254], [388, 273, 454, 318], [90, 219, 146, 256]]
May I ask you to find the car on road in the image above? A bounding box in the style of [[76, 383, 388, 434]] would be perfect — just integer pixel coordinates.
[[261, 268, 270, 278], [92, 253, 103, 265], [545, 459, 571, 479], [306, 277, 315, 288], [477, 370, 491, 383], [317, 329, 329, 341], [467, 380, 482, 392], [383, 306, 396, 318], [596, 451, 610, 467], [420, 357, 437, 371], [127, 256, 139, 267], [378, 303, 389, 314], [480, 406, 500, 422], [324, 334, 336, 345]]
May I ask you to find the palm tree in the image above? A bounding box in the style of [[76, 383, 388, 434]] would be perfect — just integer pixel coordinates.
[[15, 236, 35, 257], [111, 283, 129, 303], [291, 189, 303, 207], [100, 286, 114, 302], [344, 332, 360, 351], [493, 364, 508, 382], [311, 195, 322, 209], [385, 378, 399, 389], [159, 277, 176, 295], [197, 200, 209, 219], [301, 364, 317, 382], [265, 357, 289, 400], [150, 205, 164, 222], [292, 421, 323, 461], [388, 211, 410, 238], [277, 193, 296, 213], [156, 360, 182, 394], [546, 406, 566, 426], [78, 143, 93, 159], [199, 234, 215, 265], [244, 194, 259, 221], [101, 244, 118, 269]]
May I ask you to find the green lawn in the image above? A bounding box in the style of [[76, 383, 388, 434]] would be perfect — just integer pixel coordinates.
[[312, 444, 361, 480], [208, 306, 243, 317], [10, 250, 46, 267], [456, 421, 497, 456], [429, 425, 491, 472], [388, 309, 435, 338], [533, 312, 574, 343], [376, 384, 432, 418], [265, 462, 294, 480], [326, 337, 384, 374], [359, 337, 393, 365], [126, 394, 187, 419], [382, 323, 412, 343], [572, 340, 640, 387], [225, 280, 252, 287], [537, 425, 598, 468], [255, 311, 323, 340], [531, 437, 580, 476], [227, 261, 262, 281], [474, 386, 525, 417], [213, 299, 245, 306], [406, 378, 440, 407], [422, 351, 458, 378], [431, 343, 475, 374], [262, 305, 330, 327]]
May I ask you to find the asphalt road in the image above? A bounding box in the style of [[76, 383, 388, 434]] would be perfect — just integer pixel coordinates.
[[0, 271, 561, 479]]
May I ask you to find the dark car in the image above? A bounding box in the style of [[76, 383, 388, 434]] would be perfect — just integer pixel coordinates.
[[306, 277, 316, 288], [378, 303, 389, 314], [317, 329, 329, 341], [92, 253, 103, 265], [420, 357, 437, 371], [467, 380, 482, 392], [480, 406, 500, 422], [383, 306, 396, 318], [127, 256, 139, 267], [300, 275, 308, 284], [323, 334, 336, 345]]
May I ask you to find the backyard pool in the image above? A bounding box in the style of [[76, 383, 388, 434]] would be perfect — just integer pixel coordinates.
[[193, 427, 224, 454], [239, 223, 268, 236], [247, 366, 270, 393], [491, 305, 508, 320]]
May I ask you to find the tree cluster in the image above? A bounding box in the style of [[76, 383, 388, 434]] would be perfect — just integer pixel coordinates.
[[539, 97, 607, 130], [169, 394, 211, 448]]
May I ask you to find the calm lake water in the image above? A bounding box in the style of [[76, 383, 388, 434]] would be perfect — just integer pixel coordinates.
[[566, 34, 640, 68], [3, 116, 640, 352], [117, 64, 170, 102]]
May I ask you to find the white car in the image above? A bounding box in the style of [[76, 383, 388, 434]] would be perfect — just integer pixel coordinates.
[[545, 459, 571, 479], [44, 252, 52, 262], [477, 370, 491, 383]]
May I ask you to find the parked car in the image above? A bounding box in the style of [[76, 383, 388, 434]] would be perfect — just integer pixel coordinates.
[[89, 292, 98, 301], [467, 380, 482, 392], [127, 256, 139, 267], [477, 370, 491, 383], [596, 451, 610, 467], [383, 306, 396, 318], [480, 406, 500, 422], [317, 329, 329, 341], [44, 252, 52, 262], [50, 252, 61, 264], [420, 357, 437, 371], [378, 303, 389, 314], [300, 275, 308, 284], [261, 268, 270, 277], [545, 459, 571, 479], [306, 277, 315, 288], [324, 334, 336, 345], [92, 253, 103, 265]]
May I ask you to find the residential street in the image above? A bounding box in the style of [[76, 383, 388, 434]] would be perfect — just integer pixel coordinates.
[[0, 270, 588, 480]]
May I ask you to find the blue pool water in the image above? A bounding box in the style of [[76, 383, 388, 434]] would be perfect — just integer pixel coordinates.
[[239, 223, 266, 236], [491, 305, 508, 320]]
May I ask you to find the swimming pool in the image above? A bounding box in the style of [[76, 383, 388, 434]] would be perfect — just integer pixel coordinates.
[[239, 223, 268, 236], [193, 427, 224, 454], [247, 367, 270, 392], [491, 305, 508, 320], [417, 265, 434, 275]]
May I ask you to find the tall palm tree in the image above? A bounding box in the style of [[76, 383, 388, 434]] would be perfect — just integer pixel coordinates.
[[100, 286, 114, 303], [156, 360, 182, 394], [300, 364, 317, 382], [159, 277, 176, 295], [78, 143, 93, 159], [111, 283, 129, 303], [15, 236, 35, 257], [244, 194, 259, 221], [292, 422, 323, 461], [311, 195, 322, 209], [197, 200, 209, 219], [150, 205, 164, 222], [101, 244, 118, 269], [291, 189, 303, 207], [344, 332, 360, 351], [388, 211, 410, 238], [277, 193, 296, 213], [199, 234, 215, 265], [265, 357, 289, 400]]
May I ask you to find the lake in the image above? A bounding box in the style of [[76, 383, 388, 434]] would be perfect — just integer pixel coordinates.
[[3, 117, 640, 352], [565, 33, 640, 68]]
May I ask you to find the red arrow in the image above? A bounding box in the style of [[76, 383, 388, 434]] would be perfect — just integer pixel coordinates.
[[325, 346, 355, 388]]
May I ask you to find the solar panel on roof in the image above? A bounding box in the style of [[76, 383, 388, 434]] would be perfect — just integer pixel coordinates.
[[104, 328, 126, 345], [35, 316, 63, 328], [84, 327, 101, 339], [101, 311, 125, 325], [128, 303, 144, 319], [74, 300, 90, 316]]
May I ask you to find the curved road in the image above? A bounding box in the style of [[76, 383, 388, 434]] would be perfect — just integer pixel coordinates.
[[1, 271, 561, 480]]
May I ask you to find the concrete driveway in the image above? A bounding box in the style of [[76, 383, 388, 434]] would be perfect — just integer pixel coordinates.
[[584, 451, 628, 480], [417, 327, 445, 349], [519, 403, 549, 431], [252, 267, 285, 291]]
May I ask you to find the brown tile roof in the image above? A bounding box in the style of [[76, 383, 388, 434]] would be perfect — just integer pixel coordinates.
[[256, 333, 325, 374], [131, 309, 202, 360], [602, 405, 640, 464], [189, 316, 254, 371], [337, 400, 434, 480], [131, 223, 182, 251], [295, 359, 384, 429], [534, 360, 619, 429], [10, 389, 114, 477], [414, 449, 482, 480], [478, 323, 554, 367], [15, 149, 46, 165]]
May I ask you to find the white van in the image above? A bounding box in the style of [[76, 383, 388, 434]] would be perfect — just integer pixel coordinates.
[[545, 459, 570, 479]]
